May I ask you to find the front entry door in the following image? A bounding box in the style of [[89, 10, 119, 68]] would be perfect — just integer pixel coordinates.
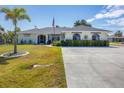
[[38, 35, 46, 44]]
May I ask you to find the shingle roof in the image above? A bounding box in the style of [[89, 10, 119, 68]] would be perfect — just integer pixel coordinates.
[[17, 25, 111, 34], [71, 25, 110, 31]]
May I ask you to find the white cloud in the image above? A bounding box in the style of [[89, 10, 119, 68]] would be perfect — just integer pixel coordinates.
[[95, 9, 124, 19], [95, 13, 103, 19], [106, 5, 113, 9], [87, 18, 95, 22], [106, 17, 124, 26], [87, 5, 124, 22]]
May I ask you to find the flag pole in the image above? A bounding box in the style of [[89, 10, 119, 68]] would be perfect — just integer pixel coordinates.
[[52, 17, 55, 40]]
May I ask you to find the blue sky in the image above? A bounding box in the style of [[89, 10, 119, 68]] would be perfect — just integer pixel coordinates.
[[0, 5, 124, 34]]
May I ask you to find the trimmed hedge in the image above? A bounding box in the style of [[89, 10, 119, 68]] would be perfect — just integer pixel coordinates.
[[53, 40, 109, 46]]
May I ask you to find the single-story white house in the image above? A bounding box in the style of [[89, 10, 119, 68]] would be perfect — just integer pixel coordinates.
[[17, 25, 110, 44]]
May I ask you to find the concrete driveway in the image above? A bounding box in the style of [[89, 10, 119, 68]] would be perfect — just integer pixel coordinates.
[[62, 46, 124, 88]]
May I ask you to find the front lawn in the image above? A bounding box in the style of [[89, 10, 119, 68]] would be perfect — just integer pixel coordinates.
[[0, 45, 66, 88], [110, 42, 122, 46]]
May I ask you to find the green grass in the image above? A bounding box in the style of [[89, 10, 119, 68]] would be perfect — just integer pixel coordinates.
[[0, 45, 66, 88], [109, 42, 122, 46]]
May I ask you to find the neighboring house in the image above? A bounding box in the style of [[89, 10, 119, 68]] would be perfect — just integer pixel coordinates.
[[0, 29, 5, 44], [108, 35, 124, 42], [17, 25, 110, 44]]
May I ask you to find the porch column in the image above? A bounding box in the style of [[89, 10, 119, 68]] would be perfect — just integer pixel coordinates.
[[45, 34, 48, 44], [34, 34, 38, 44]]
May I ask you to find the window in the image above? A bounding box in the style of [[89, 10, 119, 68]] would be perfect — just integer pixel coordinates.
[[73, 33, 81, 40], [92, 33, 100, 40]]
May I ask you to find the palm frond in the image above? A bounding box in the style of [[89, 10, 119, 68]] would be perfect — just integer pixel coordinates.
[[5, 12, 14, 21], [13, 8, 26, 17], [18, 14, 31, 22], [0, 7, 11, 13]]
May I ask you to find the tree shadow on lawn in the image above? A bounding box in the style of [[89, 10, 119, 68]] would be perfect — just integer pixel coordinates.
[[0, 57, 19, 65], [0, 57, 9, 65]]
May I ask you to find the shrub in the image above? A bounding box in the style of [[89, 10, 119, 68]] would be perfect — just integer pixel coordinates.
[[53, 40, 109, 47], [53, 41, 61, 46], [73, 40, 78, 46], [61, 40, 66, 46]]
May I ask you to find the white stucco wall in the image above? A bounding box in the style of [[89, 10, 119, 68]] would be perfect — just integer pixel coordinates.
[[18, 30, 109, 44], [18, 33, 37, 44], [63, 31, 108, 40]]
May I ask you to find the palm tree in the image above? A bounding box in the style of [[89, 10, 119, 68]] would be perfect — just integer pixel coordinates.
[[114, 30, 123, 37], [0, 7, 31, 54]]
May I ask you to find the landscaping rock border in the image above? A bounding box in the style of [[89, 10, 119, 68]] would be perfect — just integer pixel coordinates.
[[27, 64, 53, 70], [0, 51, 29, 59]]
